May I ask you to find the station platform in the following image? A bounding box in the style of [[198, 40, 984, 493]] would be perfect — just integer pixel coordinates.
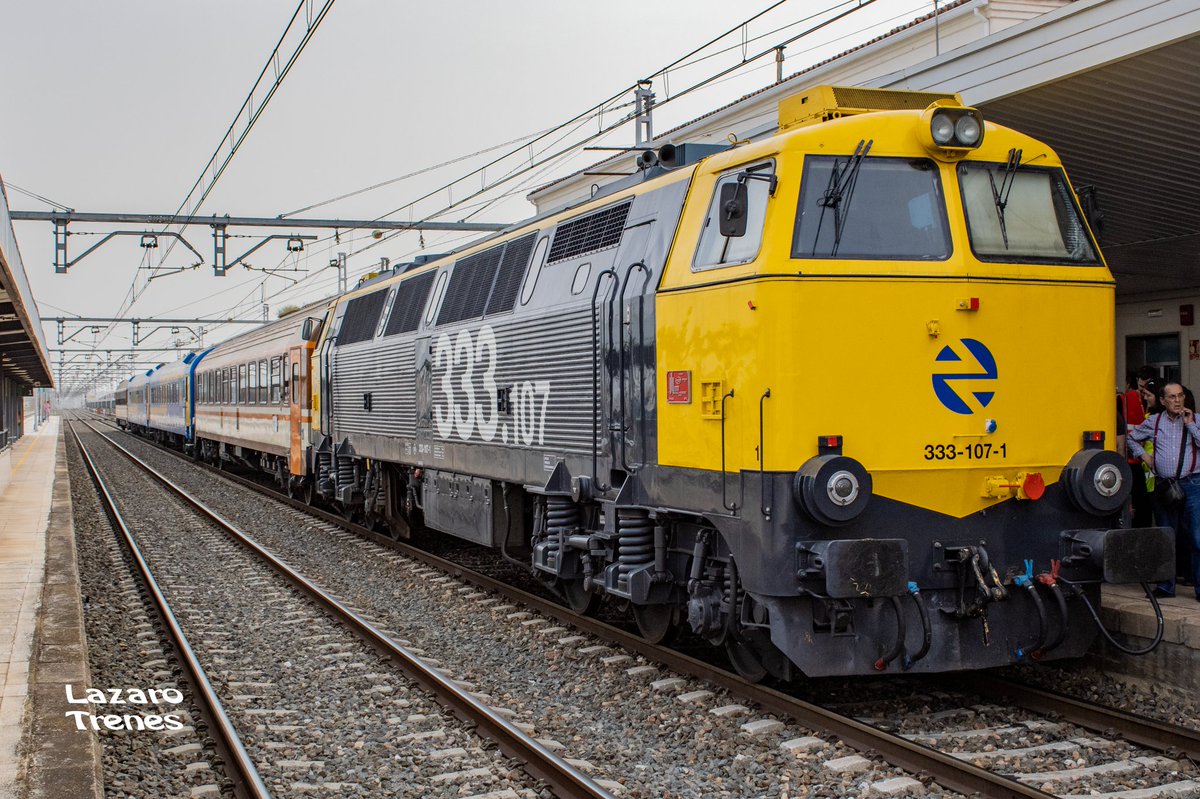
[[0, 417, 101, 799], [1097, 582, 1200, 693]]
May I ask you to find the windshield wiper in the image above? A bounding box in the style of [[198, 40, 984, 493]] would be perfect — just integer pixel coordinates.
[[988, 147, 1022, 249], [812, 139, 872, 256]]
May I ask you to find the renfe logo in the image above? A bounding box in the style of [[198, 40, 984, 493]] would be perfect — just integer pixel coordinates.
[[933, 338, 997, 415]]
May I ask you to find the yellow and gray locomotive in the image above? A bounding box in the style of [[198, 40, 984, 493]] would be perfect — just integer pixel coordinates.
[[307, 86, 1171, 678]]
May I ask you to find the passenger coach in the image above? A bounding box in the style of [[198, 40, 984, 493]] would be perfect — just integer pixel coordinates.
[[193, 308, 318, 493]]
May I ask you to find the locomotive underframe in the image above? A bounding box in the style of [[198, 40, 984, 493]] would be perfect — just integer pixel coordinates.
[[305, 430, 1171, 677]]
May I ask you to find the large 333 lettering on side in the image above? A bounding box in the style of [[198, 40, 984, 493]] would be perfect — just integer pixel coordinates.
[[431, 325, 551, 446]]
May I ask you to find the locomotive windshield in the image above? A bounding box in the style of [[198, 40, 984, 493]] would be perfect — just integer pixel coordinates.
[[958, 161, 1099, 265], [792, 156, 950, 260]]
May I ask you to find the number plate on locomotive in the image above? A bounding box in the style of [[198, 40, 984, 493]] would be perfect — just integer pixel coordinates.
[[923, 442, 1007, 461]]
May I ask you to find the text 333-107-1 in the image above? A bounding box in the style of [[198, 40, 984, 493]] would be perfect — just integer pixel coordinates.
[[923, 442, 1007, 461]]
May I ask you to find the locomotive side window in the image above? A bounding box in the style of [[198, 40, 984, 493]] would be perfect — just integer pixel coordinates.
[[291, 361, 299, 404], [694, 162, 773, 270], [958, 162, 1099, 265], [426, 271, 449, 325], [519, 236, 549, 305], [571, 262, 592, 295], [792, 156, 950, 260]]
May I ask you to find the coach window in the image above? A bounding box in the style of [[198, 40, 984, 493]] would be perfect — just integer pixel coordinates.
[[238, 364, 247, 404], [270, 357, 281, 404], [693, 160, 774, 271], [259, 359, 268, 404], [248, 362, 258, 404]]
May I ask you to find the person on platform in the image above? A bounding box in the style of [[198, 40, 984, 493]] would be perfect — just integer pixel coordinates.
[[1126, 382, 1200, 599], [1120, 372, 1150, 526]]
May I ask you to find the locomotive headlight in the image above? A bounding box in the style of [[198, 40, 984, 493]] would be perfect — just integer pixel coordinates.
[[954, 114, 982, 147], [1061, 449, 1131, 516], [930, 112, 956, 145], [794, 455, 872, 526], [921, 104, 985, 156]]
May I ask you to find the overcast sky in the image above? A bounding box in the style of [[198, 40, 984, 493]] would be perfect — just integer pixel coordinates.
[[0, 0, 936, 392]]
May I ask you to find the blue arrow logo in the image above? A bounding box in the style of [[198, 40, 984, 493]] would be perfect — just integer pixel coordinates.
[[933, 338, 998, 415]]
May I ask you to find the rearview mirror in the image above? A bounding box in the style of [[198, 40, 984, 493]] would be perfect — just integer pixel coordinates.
[[301, 316, 323, 342], [719, 182, 749, 238]]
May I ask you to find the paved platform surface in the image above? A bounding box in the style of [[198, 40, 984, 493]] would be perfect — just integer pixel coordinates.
[[0, 418, 57, 793], [0, 417, 101, 799], [1098, 582, 1200, 691]]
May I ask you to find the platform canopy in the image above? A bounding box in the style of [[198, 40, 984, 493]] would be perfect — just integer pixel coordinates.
[[872, 0, 1200, 300], [0, 178, 53, 387]]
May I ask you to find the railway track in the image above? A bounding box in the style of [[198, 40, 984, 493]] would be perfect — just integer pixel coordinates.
[[68, 416, 610, 799], [74, 413, 1200, 798]]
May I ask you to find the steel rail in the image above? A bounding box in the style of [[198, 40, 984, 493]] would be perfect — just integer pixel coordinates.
[[79, 415, 1059, 799], [66, 419, 272, 799], [954, 675, 1200, 760], [75, 417, 613, 799]]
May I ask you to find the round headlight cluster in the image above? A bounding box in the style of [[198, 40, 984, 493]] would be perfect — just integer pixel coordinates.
[[793, 455, 872, 526], [1062, 449, 1131, 516], [928, 108, 984, 149]]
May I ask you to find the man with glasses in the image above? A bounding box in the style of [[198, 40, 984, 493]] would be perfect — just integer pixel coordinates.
[[1127, 383, 1200, 599]]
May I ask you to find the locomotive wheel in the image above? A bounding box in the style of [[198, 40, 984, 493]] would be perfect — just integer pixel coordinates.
[[560, 578, 601, 616], [633, 604, 681, 644], [726, 628, 794, 683], [725, 635, 769, 683], [386, 514, 413, 540]]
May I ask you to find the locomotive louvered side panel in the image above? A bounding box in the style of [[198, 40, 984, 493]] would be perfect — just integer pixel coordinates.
[[330, 339, 417, 438], [490, 304, 597, 453]]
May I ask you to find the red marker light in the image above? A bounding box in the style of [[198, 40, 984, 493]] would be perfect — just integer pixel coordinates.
[[969, 297, 980, 310], [1022, 472, 1045, 501]]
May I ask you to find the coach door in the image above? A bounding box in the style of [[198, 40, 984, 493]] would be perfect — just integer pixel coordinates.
[[287, 346, 305, 475]]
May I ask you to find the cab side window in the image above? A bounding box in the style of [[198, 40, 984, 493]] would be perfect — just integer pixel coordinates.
[[693, 161, 774, 270]]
